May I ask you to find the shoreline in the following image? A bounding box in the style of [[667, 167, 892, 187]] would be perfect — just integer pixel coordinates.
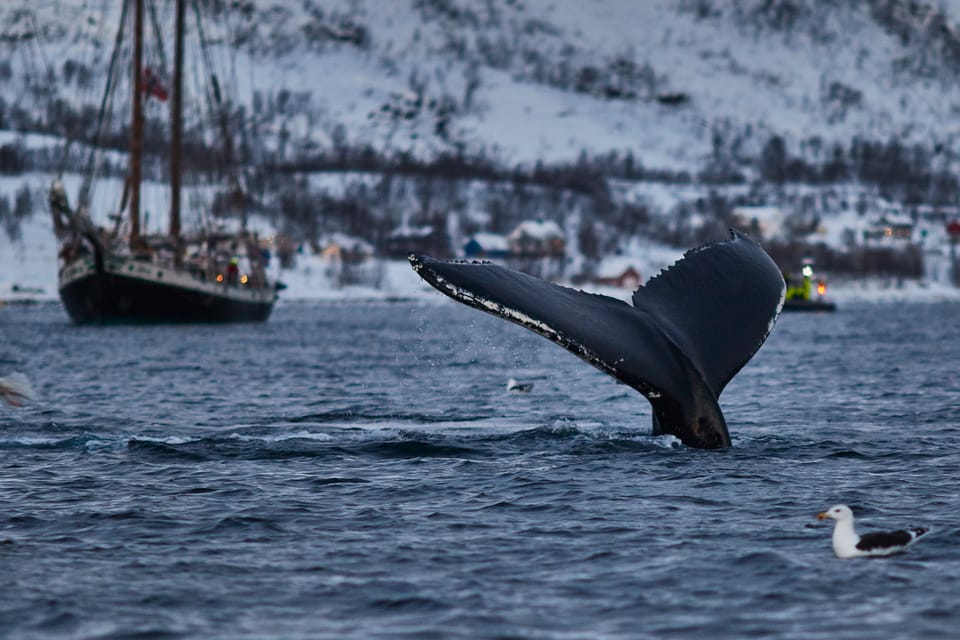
[[6, 279, 960, 308]]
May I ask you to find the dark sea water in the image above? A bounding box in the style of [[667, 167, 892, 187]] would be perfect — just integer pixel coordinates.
[[2, 299, 960, 639]]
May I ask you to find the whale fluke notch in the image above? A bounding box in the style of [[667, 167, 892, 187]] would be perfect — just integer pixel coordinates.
[[409, 230, 785, 449]]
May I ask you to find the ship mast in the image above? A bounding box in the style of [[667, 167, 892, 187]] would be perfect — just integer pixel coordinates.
[[170, 0, 185, 249], [129, 0, 145, 250]]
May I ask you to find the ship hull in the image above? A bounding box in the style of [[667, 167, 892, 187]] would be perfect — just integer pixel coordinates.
[[58, 255, 275, 324], [782, 299, 836, 312]]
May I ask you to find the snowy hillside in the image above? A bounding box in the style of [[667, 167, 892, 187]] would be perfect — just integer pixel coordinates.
[[6, 0, 960, 306], [6, 0, 960, 170]]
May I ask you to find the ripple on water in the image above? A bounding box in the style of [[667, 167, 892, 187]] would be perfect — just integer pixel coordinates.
[[2, 302, 960, 639]]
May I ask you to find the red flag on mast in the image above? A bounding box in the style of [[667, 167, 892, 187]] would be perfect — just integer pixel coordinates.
[[141, 67, 169, 102]]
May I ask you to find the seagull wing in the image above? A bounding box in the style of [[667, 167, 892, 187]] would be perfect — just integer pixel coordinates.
[[856, 528, 928, 552]]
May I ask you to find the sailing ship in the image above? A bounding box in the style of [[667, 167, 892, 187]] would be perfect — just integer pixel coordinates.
[[48, 0, 280, 324]]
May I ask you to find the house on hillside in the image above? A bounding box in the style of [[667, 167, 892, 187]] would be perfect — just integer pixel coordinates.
[[384, 222, 450, 259], [592, 257, 642, 290], [863, 213, 914, 243], [463, 232, 509, 259], [505, 219, 566, 280], [947, 219, 960, 238], [507, 219, 565, 257]]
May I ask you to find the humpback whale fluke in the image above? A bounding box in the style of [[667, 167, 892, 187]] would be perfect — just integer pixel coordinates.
[[409, 230, 785, 449]]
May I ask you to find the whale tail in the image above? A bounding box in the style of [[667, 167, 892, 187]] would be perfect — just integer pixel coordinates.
[[409, 230, 785, 449], [0, 372, 33, 408]]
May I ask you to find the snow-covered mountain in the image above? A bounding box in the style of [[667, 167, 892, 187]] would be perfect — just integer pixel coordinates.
[[5, 0, 960, 171]]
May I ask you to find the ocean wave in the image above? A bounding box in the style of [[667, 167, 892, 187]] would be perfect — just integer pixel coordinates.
[[114, 420, 690, 463], [229, 430, 335, 443], [281, 409, 496, 425], [0, 434, 107, 450]]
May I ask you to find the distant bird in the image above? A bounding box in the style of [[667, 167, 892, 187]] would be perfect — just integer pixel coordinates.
[[817, 504, 928, 558], [0, 372, 33, 407], [506, 378, 534, 392]]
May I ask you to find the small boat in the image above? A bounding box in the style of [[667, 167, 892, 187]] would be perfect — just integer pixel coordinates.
[[782, 259, 836, 312], [48, 0, 281, 324]]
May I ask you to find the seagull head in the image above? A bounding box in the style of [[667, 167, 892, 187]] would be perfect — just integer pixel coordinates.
[[817, 504, 853, 522]]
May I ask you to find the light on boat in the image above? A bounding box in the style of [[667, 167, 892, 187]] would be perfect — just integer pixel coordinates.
[[802, 264, 814, 278], [216, 273, 224, 283], [240, 274, 249, 285], [817, 281, 826, 296]]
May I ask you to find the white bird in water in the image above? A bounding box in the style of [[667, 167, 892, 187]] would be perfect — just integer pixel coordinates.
[[0, 372, 33, 407], [506, 378, 534, 392], [817, 504, 928, 558]]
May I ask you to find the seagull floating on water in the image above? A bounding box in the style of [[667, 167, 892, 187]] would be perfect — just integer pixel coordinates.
[[0, 372, 33, 407], [817, 504, 928, 558], [506, 378, 534, 392]]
